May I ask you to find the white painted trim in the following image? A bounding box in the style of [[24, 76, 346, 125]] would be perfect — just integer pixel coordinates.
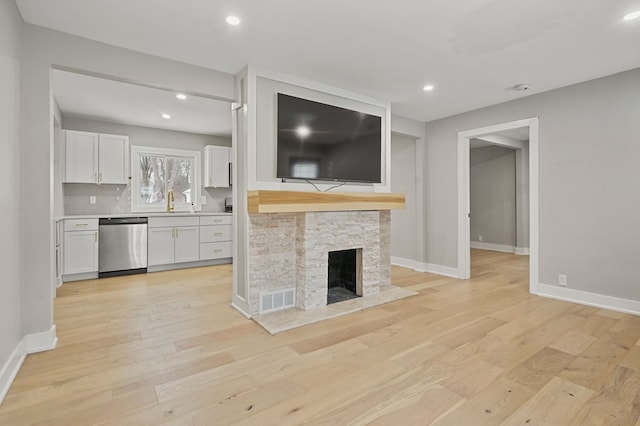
[[515, 247, 530, 255], [391, 256, 461, 279], [417, 262, 461, 279], [391, 256, 418, 270], [0, 339, 27, 404], [458, 117, 539, 295], [538, 284, 640, 316], [231, 302, 252, 319], [26, 325, 58, 353], [470, 241, 516, 253], [0, 326, 58, 405]]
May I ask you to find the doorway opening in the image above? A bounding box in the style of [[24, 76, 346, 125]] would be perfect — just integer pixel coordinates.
[[458, 118, 539, 294]]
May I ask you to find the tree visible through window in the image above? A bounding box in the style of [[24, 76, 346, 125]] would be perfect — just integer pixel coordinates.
[[131, 146, 201, 212]]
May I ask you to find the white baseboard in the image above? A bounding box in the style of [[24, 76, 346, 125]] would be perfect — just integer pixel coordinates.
[[515, 247, 530, 255], [27, 325, 58, 353], [0, 325, 57, 405], [419, 263, 461, 278], [391, 256, 461, 279], [390, 256, 418, 270], [470, 241, 516, 253], [0, 339, 27, 404], [538, 283, 640, 316], [231, 302, 252, 319]]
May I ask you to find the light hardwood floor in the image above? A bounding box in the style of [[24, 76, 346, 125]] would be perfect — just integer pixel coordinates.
[[2, 249, 640, 425]]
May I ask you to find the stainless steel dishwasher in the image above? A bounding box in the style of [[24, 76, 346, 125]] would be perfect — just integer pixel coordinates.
[[99, 217, 148, 278]]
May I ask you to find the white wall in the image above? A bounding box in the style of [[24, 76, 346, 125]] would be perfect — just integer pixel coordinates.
[[19, 23, 235, 341], [0, 0, 24, 398], [61, 117, 232, 214], [424, 68, 640, 301]]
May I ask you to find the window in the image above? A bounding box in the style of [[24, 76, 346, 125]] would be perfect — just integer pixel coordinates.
[[131, 146, 201, 212]]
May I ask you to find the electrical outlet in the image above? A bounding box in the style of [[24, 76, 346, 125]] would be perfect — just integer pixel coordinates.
[[200, 195, 207, 205], [89, 196, 96, 204], [558, 274, 567, 286], [478, 235, 483, 242]]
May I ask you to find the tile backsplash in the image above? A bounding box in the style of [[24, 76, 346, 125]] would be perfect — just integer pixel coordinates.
[[64, 183, 232, 215]]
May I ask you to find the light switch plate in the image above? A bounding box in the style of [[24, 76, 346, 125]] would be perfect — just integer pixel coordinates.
[[89, 196, 96, 204], [200, 195, 207, 205]]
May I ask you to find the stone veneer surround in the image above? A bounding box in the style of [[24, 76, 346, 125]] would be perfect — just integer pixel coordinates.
[[248, 210, 391, 315]]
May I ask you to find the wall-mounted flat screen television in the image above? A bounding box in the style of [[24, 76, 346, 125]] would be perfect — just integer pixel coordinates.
[[276, 93, 382, 183]]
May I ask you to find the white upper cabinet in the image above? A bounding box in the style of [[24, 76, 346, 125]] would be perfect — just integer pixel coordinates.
[[98, 134, 130, 184], [63, 130, 129, 184], [204, 145, 231, 188], [64, 130, 98, 183]]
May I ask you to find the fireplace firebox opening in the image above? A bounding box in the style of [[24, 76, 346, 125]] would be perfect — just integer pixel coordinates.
[[327, 248, 362, 305]]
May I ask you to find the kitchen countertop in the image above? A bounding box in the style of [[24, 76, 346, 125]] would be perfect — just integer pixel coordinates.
[[59, 212, 232, 220]]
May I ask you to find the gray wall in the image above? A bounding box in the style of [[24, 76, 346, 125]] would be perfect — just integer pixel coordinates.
[[61, 117, 232, 214], [470, 146, 516, 247], [391, 133, 417, 261], [515, 146, 530, 249], [0, 0, 24, 380], [19, 23, 235, 339], [424, 67, 640, 300]]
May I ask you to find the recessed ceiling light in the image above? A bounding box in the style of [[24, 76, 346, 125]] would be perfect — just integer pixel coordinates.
[[624, 10, 640, 21], [161, 113, 171, 119], [176, 93, 187, 100], [423, 84, 435, 92], [226, 16, 240, 25]]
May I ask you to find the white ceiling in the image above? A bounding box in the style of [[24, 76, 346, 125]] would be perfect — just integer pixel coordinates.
[[53, 70, 232, 136], [17, 0, 640, 122]]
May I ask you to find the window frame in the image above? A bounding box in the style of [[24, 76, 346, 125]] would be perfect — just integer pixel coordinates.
[[130, 145, 202, 213]]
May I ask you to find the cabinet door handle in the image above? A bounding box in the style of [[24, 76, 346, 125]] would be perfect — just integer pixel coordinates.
[[99, 172, 102, 183], [171, 228, 175, 238], [175, 228, 179, 238], [94, 172, 97, 182]]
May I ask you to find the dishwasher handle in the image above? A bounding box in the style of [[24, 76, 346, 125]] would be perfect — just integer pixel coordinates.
[[99, 217, 148, 225]]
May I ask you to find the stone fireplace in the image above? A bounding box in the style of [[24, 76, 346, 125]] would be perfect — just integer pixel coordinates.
[[245, 190, 410, 330], [247, 209, 390, 315]]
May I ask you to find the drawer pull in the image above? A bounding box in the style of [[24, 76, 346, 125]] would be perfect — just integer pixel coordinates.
[[214, 232, 223, 236], [76, 223, 88, 227], [214, 249, 223, 253]]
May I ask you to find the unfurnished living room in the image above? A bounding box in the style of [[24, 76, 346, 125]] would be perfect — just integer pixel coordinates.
[[2, 1, 640, 424]]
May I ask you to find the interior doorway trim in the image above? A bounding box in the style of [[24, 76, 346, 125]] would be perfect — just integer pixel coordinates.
[[457, 117, 539, 295]]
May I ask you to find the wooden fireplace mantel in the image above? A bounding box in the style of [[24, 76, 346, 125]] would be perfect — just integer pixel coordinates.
[[247, 190, 405, 213]]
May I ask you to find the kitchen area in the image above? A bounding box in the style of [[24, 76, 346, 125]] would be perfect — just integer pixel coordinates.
[[53, 70, 234, 286]]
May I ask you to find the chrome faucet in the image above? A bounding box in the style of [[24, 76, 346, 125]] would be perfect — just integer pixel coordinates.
[[167, 189, 175, 212]]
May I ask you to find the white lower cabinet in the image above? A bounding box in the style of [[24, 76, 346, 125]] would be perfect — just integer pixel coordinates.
[[174, 226, 200, 263], [63, 219, 99, 275], [199, 215, 233, 260], [148, 227, 175, 265], [148, 216, 200, 266]]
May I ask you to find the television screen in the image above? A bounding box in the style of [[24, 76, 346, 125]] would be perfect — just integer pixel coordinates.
[[276, 93, 382, 183]]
